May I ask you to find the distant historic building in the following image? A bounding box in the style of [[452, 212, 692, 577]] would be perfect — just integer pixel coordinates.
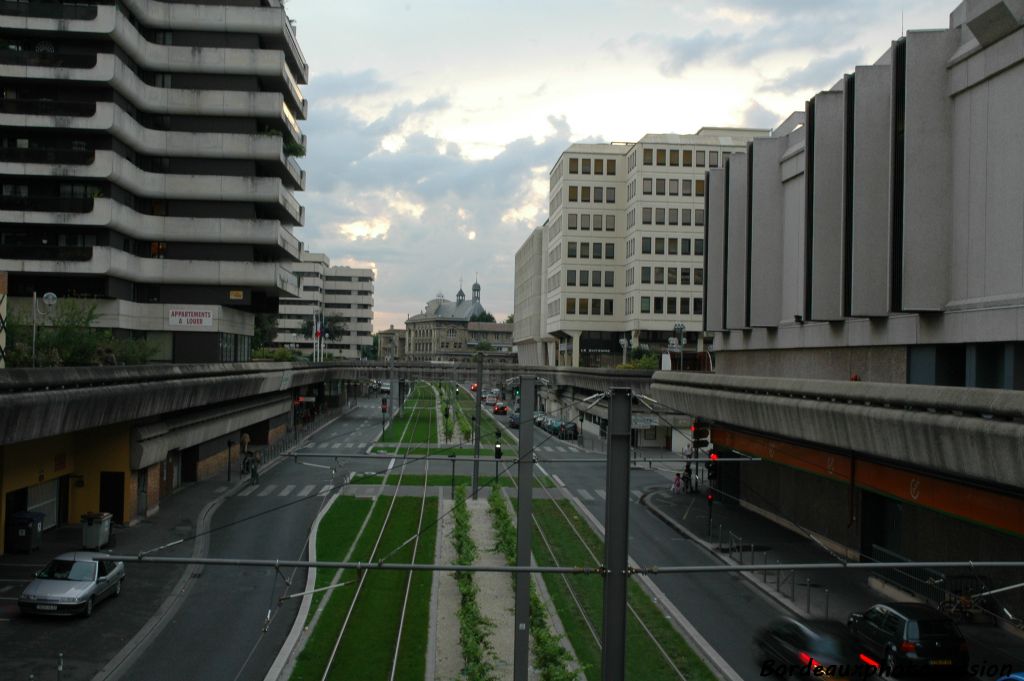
[[377, 325, 406, 361], [405, 280, 514, 363]]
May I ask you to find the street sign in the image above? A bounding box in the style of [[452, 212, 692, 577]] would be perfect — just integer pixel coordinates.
[[630, 415, 658, 429]]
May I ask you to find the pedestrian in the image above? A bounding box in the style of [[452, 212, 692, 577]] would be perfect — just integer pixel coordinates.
[[672, 473, 682, 495], [683, 463, 693, 493]]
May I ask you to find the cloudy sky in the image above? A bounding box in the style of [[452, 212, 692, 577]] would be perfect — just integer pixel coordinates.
[[284, 0, 953, 332]]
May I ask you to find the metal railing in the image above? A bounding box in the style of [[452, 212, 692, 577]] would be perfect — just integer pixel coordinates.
[[868, 544, 946, 605]]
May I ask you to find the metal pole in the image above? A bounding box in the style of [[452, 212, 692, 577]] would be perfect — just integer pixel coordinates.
[[472, 353, 483, 499], [513, 376, 536, 681], [602, 387, 631, 681], [806, 577, 812, 613], [450, 456, 455, 499], [825, 588, 830, 619], [31, 291, 37, 367]]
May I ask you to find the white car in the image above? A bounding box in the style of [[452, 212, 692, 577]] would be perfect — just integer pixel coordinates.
[[19, 552, 125, 617]]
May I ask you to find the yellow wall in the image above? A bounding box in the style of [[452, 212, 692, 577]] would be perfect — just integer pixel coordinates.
[[0, 425, 132, 553]]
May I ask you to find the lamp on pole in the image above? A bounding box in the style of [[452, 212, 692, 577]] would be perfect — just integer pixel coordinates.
[[673, 323, 686, 370], [31, 291, 58, 367]]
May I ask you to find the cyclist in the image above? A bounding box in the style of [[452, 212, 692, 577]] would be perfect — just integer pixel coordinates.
[[244, 450, 261, 485]]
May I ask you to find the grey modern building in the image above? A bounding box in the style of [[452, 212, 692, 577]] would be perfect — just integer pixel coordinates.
[[0, 0, 307, 362], [705, 0, 1024, 389]]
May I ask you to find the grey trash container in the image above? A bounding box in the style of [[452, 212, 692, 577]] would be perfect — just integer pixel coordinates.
[[82, 512, 112, 549], [6, 511, 44, 553]]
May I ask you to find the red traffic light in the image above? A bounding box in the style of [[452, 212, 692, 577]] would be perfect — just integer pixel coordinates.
[[706, 492, 714, 503], [710, 453, 719, 461], [690, 424, 696, 433]]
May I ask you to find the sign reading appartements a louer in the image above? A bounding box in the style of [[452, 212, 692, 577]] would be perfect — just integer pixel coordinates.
[[168, 308, 214, 328]]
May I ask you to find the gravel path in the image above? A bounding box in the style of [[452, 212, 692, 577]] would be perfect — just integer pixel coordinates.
[[467, 498, 517, 679], [432, 499, 463, 680]]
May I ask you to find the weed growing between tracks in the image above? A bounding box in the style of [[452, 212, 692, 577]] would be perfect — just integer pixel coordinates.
[[488, 486, 580, 681], [289, 496, 438, 681], [452, 484, 498, 681], [531, 499, 718, 681]]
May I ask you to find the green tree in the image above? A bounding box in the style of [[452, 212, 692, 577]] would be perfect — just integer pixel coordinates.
[[252, 312, 278, 350], [299, 315, 347, 339], [470, 310, 495, 323], [503, 313, 514, 324], [476, 340, 494, 351]]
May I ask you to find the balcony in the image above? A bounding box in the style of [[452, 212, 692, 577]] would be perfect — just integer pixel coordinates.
[[0, 99, 96, 117], [0, 196, 93, 213], [0, 51, 97, 68], [0, 148, 94, 164], [0, 1, 98, 20], [0, 245, 92, 261]]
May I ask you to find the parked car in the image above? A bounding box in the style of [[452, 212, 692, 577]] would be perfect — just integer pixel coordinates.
[[493, 402, 509, 415], [19, 552, 125, 617], [558, 421, 579, 440], [485, 395, 497, 406], [755, 617, 861, 677], [544, 417, 563, 435], [847, 603, 969, 675], [509, 412, 521, 428], [533, 411, 546, 426]]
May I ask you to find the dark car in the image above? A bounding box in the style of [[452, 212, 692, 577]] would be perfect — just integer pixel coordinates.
[[509, 412, 520, 428], [558, 422, 579, 440], [847, 603, 969, 675], [755, 617, 861, 677]]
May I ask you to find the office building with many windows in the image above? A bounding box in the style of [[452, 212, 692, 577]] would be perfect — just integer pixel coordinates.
[[273, 251, 374, 359], [515, 130, 766, 367], [0, 0, 307, 362]]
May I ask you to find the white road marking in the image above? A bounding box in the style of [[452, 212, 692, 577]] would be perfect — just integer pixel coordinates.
[[237, 486, 257, 497], [279, 485, 296, 496], [214, 486, 228, 494], [595, 489, 606, 500], [299, 484, 316, 497], [551, 474, 565, 487], [257, 484, 278, 497], [318, 485, 332, 496], [332, 443, 342, 449], [630, 490, 641, 502], [576, 489, 593, 501]]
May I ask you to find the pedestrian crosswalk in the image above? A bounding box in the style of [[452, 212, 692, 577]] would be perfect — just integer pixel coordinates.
[[299, 441, 371, 450], [234, 482, 331, 499]]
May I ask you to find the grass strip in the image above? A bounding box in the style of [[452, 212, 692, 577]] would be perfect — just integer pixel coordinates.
[[452, 484, 498, 681], [349, 474, 554, 488], [532, 499, 718, 681], [488, 486, 580, 681], [307, 496, 373, 620]]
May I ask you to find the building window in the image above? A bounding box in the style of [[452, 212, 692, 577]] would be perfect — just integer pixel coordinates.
[[606, 215, 615, 231], [642, 237, 652, 254], [668, 268, 677, 285], [695, 239, 704, 255], [643, 148, 653, 165], [668, 238, 678, 255], [695, 179, 705, 197], [696, 150, 706, 167], [605, 243, 615, 259], [581, 213, 591, 230], [594, 186, 604, 203], [654, 267, 664, 284], [695, 209, 705, 226], [694, 297, 703, 314], [582, 158, 591, 174], [592, 270, 602, 287], [594, 214, 603, 231], [668, 297, 677, 314], [710, 151, 719, 167], [589, 298, 600, 315], [579, 298, 589, 314], [669, 179, 679, 195], [682, 179, 692, 196], [607, 159, 616, 175], [605, 270, 614, 287], [580, 270, 590, 286], [580, 242, 590, 258], [681, 268, 691, 285], [568, 213, 578, 230], [643, 178, 652, 195], [670, 149, 679, 166], [680, 297, 690, 314], [641, 267, 651, 284], [566, 298, 576, 314], [656, 178, 665, 195], [581, 186, 591, 202], [656, 208, 665, 224], [656, 149, 666, 166], [569, 158, 578, 173], [569, 186, 578, 201], [654, 297, 664, 314], [641, 296, 651, 313], [642, 207, 652, 224], [682, 209, 692, 226], [694, 268, 704, 285], [593, 243, 603, 259], [683, 150, 693, 166], [655, 237, 665, 254], [567, 270, 576, 286], [595, 158, 604, 175], [607, 187, 616, 203], [568, 242, 577, 258], [604, 299, 613, 315]]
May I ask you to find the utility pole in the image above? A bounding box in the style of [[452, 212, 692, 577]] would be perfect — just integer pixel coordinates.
[[602, 388, 631, 681], [471, 352, 483, 499], [513, 376, 535, 681]]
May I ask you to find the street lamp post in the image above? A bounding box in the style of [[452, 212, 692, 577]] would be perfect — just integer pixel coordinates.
[[673, 323, 686, 371], [31, 291, 58, 367]]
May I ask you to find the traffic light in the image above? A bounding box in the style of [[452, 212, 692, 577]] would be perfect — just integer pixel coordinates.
[[381, 397, 388, 413], [494, 443, 503, 459], [706, 491, 714, 505], [691, 419, 710, 449], [707, 451, 718, 480], [515, 387, 521, 397]]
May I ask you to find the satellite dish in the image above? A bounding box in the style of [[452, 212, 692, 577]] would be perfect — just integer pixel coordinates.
[[42, 292, 58, 306]]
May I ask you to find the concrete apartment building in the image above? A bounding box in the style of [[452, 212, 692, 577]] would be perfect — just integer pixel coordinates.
[[273, 251, 374, 359], [0, 0, 307, 362], [701, 0, 1024, 590], [515, 131, 766, 367]]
